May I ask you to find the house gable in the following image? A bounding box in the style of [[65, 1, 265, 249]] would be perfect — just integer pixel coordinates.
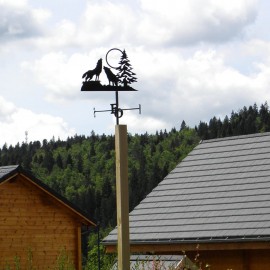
[[0, 165, 95, 269], [0, 165, 95, 226]]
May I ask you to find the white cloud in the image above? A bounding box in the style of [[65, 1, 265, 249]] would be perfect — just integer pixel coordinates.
[[33, 19, 76, 50], [125, 47, 270, 130], [137, 0, 258, 46], [27, 0, 258, 52], [31, 8, 51, 25], [21, 52, 85, 102], [0, 0, 49, 41], [115, 113, 166, 134], [0, 97, 16, 122], [0, 0, 259, 49], [0, 96, 75, 146], [77, 2, 136, 47], [0, 0, 28, 8], [245, 39, 270, 62]]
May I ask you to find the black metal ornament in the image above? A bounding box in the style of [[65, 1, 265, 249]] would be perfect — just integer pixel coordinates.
[[106, 48, 123, 69], [81, 48, 141, 124], [81, 48, 137, 92], [82, 58, 102, 81]]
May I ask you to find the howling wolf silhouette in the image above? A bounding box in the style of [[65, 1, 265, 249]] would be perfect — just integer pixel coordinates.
[[103, 66, 119, 86], [82, 58, 102, 81]]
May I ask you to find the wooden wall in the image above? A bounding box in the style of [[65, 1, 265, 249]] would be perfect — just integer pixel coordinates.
[[0, 175, 81, 269], [185, 249, 270, 270]]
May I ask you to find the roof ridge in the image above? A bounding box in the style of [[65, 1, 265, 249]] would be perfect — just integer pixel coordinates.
[[200, 131, 270, 144]]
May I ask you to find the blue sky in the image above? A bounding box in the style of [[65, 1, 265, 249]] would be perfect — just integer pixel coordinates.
[[0, 0, 270, 146]]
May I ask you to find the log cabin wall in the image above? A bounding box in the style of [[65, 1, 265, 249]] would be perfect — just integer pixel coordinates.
[[0, 174, 81, 269], [185, 249, 270, 270]]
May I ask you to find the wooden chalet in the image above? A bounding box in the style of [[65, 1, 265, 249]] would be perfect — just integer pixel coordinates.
[[0, 165, 95, 269], [103, 132, 270, 270]]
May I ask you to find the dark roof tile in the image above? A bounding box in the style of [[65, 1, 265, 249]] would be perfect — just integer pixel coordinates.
[[103, 132, 270, 245]]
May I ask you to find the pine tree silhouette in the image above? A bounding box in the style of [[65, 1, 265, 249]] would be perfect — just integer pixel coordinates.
[[117, 50, 137, 87]]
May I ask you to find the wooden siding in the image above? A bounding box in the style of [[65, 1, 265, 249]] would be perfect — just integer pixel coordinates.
[[185, 250, 270, 270], [0, 174, 81, 269]]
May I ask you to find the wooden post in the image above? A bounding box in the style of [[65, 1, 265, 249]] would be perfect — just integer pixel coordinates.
[[77, 225, 82, 270], [115, 125, 130, 270]]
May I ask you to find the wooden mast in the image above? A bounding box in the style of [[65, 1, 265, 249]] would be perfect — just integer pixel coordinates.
[[115, 124, 130, 270]]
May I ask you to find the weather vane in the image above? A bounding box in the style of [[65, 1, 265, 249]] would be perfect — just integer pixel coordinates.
[[81, 48, 141, 124]]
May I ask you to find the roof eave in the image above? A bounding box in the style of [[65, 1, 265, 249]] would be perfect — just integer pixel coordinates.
[[103, 235, 270, 246]]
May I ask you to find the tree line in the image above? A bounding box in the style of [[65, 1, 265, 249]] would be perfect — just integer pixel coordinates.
[[195, 102, 270, 139]]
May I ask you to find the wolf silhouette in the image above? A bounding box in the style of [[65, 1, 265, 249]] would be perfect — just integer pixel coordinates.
[[103, 66, 119, 86], [82, 58, 102, 81]]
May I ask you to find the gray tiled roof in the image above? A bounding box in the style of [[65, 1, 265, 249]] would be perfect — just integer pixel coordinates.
[[103, 132, 270, 244], [0, 165, 19, 179]]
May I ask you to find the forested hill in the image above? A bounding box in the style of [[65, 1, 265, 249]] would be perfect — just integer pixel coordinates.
[[0, 102, 270, 229], [0, 128, 199, 227]]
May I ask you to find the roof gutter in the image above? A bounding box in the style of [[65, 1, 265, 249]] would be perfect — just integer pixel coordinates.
[[103, 235, 270, 246]]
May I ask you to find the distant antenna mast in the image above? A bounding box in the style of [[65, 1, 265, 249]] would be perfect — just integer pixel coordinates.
[[25, 131, 28, 144]]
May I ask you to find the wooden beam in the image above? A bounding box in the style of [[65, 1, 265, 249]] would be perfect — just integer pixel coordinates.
[[115, 125, 130, 270], [105, 241, 270, 254], [77, 226, 82, 270]]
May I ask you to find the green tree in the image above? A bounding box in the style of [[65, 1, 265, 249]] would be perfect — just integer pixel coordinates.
[[56, 153, 63, 169], [180, 120, 187, 131], [42, 150, 54, 172], [86, 229, 115, 270]]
